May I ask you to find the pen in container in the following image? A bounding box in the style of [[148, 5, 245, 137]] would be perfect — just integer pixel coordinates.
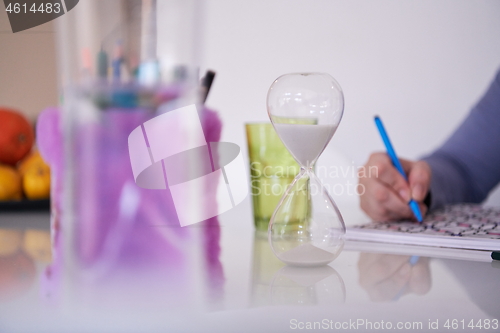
[[200, 70, 216, 104]]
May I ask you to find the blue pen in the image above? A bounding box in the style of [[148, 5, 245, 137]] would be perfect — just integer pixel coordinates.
[[374, 116, 423, 222]]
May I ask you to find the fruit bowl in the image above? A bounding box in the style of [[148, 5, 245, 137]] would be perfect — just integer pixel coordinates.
[[0, 199, 50, 212], [0, 108, 51, 211]]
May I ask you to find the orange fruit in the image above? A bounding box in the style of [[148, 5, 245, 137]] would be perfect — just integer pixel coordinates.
[[22, 163, 50, 200], [18, 150, 46, 176], [0, 108, 35, 166], [0, 164, 22, 201]]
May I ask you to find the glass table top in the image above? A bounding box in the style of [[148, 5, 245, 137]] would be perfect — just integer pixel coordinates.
[[0, 198, 498, 332]]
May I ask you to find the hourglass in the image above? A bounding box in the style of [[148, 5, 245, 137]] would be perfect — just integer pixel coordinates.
[[267, 73, 345, 266]]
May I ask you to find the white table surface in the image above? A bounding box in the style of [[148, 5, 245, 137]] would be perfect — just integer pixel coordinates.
[[0, 198, 498, 333]]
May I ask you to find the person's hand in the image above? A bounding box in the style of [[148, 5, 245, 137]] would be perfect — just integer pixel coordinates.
[[358, 253, 431, 302], [358, 152, 431, 222]]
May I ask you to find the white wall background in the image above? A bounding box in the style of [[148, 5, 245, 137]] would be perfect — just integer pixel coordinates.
[[201, 0, 500, 208], [1, 0, 499, 209], [0, 11, 57, 122]]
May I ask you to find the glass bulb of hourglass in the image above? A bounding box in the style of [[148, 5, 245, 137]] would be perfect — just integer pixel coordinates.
[[267, 73, 345, 267]]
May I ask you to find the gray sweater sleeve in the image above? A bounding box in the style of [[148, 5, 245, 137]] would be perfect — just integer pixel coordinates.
[[422, 69, 500, 210]]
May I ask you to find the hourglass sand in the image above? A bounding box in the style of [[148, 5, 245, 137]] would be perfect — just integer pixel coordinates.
[[267, 73, 346, 267]]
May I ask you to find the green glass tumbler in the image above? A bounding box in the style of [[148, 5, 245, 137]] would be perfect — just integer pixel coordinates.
[[246, 123, 303, 231]]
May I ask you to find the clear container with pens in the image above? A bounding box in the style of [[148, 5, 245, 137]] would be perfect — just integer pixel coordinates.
[[44, 0, 220, 292]]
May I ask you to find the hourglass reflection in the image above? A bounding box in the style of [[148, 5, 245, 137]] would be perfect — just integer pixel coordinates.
[[267, 73, 345, 266]]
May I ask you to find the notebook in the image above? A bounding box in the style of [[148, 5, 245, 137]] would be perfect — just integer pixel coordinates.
[[343, 240, 493, 262], [345, 204, 500, 251]]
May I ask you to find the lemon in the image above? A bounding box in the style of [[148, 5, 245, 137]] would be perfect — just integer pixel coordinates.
[[18, 151, 46, 176], [0, 164, 22, 200], [22, 164, 51, 200]]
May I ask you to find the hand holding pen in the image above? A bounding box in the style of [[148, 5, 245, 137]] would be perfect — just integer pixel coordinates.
[[358, 116, 432, 222]]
